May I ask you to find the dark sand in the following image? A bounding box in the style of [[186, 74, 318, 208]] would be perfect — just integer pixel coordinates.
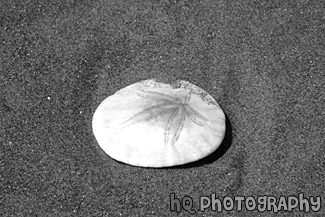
[[1, 0, 324, 216]]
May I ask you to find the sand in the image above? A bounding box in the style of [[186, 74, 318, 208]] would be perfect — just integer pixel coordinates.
[[1, 0, 324, 216]]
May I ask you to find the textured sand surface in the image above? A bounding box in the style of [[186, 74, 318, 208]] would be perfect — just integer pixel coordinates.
[[1, 0, 324, 216]]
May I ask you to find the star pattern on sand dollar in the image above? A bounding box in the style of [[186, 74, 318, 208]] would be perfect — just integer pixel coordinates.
[[121, 89, 208, 147]]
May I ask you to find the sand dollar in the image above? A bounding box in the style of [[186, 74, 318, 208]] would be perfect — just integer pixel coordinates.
[[92, 79, 226, 167]]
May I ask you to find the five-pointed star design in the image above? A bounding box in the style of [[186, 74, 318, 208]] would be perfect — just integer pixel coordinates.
[[121, 89, 208, 147]]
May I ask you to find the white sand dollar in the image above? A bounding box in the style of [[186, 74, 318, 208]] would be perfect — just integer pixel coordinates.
[[92, 79, 226, 167]]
